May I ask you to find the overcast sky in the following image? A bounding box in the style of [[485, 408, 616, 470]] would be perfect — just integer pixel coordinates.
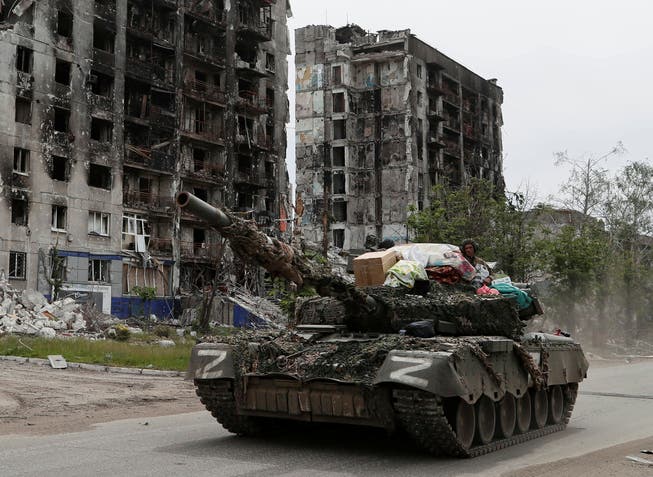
[[286, 0, 653, 202]]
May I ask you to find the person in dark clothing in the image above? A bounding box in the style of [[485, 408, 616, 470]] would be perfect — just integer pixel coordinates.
[[460, 239, 493, 287]]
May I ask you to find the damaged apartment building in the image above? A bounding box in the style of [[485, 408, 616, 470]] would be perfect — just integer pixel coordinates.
[[0, 0, 291, 317], [295, 25, 504, 251]]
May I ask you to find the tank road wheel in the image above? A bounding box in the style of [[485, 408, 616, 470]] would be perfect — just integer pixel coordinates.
[[531, 388, 549, 429], [496, 394, 516, 438], [548, 385, 565, 424], [454, 399, 476, 450], [516, 393, 531, 434], [475, 396, 496, 445]]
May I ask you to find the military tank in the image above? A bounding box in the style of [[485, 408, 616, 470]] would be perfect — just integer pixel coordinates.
[[177, 192, 589, 457]]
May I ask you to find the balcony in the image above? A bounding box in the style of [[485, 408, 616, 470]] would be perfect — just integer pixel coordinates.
[[444, 140, 461, 158], [236, 90, 267, 114], [427, 82, 445, 96], [235, 56, 269, 78], [124, 191, 174, 212], [125, 144, 176, 173], [185, 0, 226, 27], [182, 159, 225, 182], [148, 238, 173, 256], [94, 1, 116, 23], [234, 169, 265, 188], [238, 14, 272, 42], [126, 57, 153, 82], [183, 35, 226, 66], [184, 79, 226, 105], [93, 48, 115, 68], [149, 106, 176, 130], [181, 120, 224, 144], [180, 241, 222, 261]]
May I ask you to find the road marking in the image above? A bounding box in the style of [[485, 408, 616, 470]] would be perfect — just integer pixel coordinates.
[[580, 391, 653, 400]]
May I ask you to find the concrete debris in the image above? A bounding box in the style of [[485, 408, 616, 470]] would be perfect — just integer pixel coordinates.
[[625, 455, 653, 466], [47, 355, 67, 369], [0, 281, 115, 337], [157, 340, 176, 348]]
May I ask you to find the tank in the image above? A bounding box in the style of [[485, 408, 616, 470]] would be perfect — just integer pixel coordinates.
[[178, 192, 589, 457]]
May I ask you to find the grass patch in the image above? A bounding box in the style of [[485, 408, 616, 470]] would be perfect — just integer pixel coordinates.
[[0, 335, 195, 371]]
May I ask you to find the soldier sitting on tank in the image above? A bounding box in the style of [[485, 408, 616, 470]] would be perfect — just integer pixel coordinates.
[[461, 239, 493, 288]]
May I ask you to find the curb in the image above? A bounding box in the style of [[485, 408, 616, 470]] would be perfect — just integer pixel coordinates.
[[0, 355, 185, 377]]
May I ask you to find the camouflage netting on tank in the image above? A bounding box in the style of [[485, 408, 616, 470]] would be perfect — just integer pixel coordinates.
[[334, 283, 525, 339], [201, 330, 523, 389]]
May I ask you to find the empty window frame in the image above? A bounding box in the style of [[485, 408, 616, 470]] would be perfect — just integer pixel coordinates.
[[11, 198, 28, 225], [89, 70, 113, 96], [51, 155, 70, 181], [88, 259, 109, 282], [332, 65, 342, 85], [90, 117, 113, 142], [93, 24, 115, 52], [193, 148, 206, 171], [15, 97, 32, 124], [57, 10, 73, 37], [417, 64, 423, 79], [193, 187, 208, 201], [332, 229, 345, 248], [332, 172, 346, 195], [16, 46, 33, 73], [88, 211, 110, 236], [332, 200, 347, 222], [89, 163, 112, 189], [9, 251, 27, 280], [53, 107, 70, 132], [51, 205, 67, 231], [333, 92, 345, 113], [266, 87, 274, 107], [333, 119, 346, 140], [265, 53, 275, 72], [13, 148, 30, 174], [55, 59, 72, 85], [332, 146, 345, 167]]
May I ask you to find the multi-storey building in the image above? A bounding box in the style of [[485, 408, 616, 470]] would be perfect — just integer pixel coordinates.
[[295, 25, 504, 251], [0, 0, 291, 317]]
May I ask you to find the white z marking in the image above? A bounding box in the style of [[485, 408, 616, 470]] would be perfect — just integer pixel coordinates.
[[197, 349, 228, 378], [389, 356, 431, 388]]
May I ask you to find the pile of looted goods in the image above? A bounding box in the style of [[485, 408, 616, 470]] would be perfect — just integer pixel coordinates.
[[0, 282, 87, 338]]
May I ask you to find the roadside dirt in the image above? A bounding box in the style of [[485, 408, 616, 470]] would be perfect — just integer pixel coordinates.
[[0, 360, 203, 436]]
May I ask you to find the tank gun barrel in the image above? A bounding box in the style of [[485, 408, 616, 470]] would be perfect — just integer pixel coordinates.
[[177, 191, 231, 228]]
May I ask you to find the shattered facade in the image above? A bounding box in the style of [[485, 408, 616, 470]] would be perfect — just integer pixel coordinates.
[[295, 25, 504, 251], [0, 0, 291, 317]]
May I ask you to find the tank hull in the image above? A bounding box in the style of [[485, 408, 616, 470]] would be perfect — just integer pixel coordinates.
[[189, 332, 588, 457]]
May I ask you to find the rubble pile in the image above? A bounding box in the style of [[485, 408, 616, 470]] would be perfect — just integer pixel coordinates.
[[0, 282, 95, 337]]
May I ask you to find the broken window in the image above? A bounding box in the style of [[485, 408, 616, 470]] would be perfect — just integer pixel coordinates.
[[16, 46, 33, 73], [11, 198, 28, 226], [122, 213, 150, 251], [15, 97, 31, 124], [193, 187, 208, 201], [333, 119, 346, 140], [333, 229, 345, 248], [138, 176, 151, 194], [266, 88, 274, 107], [332, 146, 345, 167], [51, 155, 69, 181], [333, 92, 345, 113], [417, 64, 423, 79], [265, 53, 275, 72], [55, 59, 71, 85], [90, 117, 113, 142], [51, 205, 67, 231], [332, 201, 347, 222], [193, 148, 206, 171], [93, 24, 115, 53], [53, 107, 70, 132], [89, 70, 113, 96], [89, 163, 112, 189], [9, 251, 27, 280], [333, 172, 346, 195], [237, 154, 252, 173], [193, 228, 206, 252], [88, 211, 110, 236], [417, 91, 423, 107], [332, 65, 342, 85], [13, 148, 29, 174], [57, 10, 73, 37], [88, 259, 109, 282]]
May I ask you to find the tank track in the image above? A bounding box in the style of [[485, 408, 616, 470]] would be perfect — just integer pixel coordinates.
[[195, 379, 265, 436], [393, 384, 578, 457]]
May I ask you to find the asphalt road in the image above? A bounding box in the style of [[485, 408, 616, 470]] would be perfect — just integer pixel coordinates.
[[1, 361, 652, 477]]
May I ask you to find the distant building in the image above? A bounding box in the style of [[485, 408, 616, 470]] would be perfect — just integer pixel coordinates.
[[295, 25, 504, 251], [0, 0, 291, 317]]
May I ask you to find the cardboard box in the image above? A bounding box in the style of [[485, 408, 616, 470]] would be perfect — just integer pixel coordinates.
[[353, 250, 397, 287]]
